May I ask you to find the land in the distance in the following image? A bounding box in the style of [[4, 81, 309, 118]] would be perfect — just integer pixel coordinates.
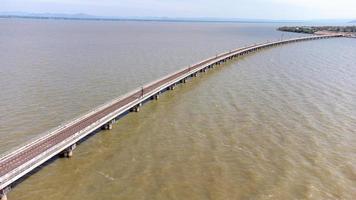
[[1, 12, 354, 24], [278, 26, 356, 37]]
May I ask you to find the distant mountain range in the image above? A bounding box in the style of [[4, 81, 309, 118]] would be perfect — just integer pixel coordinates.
[[0, 12, 301, 23], [0, 12, 354, 24], [0, 12, 101, 19]]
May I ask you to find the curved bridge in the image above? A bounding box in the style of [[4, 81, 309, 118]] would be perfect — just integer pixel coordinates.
[[0, 34, 342, 199]]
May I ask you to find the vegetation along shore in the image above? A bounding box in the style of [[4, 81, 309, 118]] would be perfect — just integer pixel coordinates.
[[278, 26, 356, 37]]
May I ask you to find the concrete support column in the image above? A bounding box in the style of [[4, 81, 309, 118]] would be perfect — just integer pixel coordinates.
[[153, 92, 161, 100], [152, 93, 160, 100], [0, 194, 7, 200], [168, 84, 176, 90], [103, 119, 115, 130], [191, 73, 197, 77], [131, 103, 142, 112], [0, 188, 10, 200], [62, 144, 76, 158], [107, 123, 113, 130], [103, 123, 113, 130], [133, 106, 140, 112], [180, 78, 186, 84]]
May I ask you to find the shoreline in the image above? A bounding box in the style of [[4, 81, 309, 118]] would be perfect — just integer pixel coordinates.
[[278, 26, 356, 38]]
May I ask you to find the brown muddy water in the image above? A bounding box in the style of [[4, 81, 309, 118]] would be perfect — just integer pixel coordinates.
[[0, 19, 355, 199]]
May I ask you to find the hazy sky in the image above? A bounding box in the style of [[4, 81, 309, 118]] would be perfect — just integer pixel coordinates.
[[1, 0, 355, 20]]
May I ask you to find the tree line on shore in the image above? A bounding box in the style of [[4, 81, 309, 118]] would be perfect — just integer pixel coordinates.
[[278, 26, 356, 34]]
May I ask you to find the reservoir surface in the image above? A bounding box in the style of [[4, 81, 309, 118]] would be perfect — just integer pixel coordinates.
[[0, 19, 355, 199]]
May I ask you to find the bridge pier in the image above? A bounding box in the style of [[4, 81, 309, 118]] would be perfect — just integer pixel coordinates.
[[103, 119, 116, 130], [167, 85, 175, 90], [106, 123, 112, 130], [167, 84, 176, 90], [180, 78, 187, 84], [151, 92, 161, 100], [103, 123, 113, 130], [131, 103, 142, 112], [62, 144, 77, 158], [0, 193, 7, 200], [0, 188, 10, 200]]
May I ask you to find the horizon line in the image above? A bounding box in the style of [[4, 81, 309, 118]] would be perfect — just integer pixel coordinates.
[[0, 12, 354, 23]]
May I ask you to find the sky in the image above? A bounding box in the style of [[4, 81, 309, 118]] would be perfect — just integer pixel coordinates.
[[1, 0, 356, 20]]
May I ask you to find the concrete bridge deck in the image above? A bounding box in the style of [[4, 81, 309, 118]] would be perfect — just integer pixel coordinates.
[[0, 34, 342, 199]]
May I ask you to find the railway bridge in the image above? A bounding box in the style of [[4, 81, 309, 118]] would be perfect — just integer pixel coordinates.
[[0, 34, 342, 200]]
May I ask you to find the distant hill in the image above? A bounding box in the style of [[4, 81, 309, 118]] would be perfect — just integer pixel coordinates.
[[1, 12, 353, 24], [0, 12, 307, 23], [0, 12, 100, 20]]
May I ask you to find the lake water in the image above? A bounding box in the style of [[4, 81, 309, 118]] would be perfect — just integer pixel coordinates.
[[0, 19, 355, 199]]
